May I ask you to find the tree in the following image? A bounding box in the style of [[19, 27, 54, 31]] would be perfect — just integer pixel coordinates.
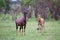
[[53, 0, 60, 20], [4, 0, 10, 14]]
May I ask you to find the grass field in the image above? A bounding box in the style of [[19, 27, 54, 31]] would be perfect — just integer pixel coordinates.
[[0, 17, 60, 40]]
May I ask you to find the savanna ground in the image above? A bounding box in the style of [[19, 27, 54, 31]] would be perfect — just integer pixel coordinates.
[[0, 14, 60, 40]]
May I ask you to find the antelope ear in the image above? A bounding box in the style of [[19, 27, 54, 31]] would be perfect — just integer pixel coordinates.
[[24, 10, 28, 14]]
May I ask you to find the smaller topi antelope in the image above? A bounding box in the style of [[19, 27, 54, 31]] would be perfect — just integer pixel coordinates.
[[37, 14, 45, 31]]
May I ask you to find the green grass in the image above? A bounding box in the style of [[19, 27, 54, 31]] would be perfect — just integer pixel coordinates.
[[0, 13, 60, 40], [0, 19, 60, 40]]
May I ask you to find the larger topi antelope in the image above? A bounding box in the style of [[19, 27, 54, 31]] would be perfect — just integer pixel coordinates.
[[15, 10, 27, 32], [37, 14, 45, 31]]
